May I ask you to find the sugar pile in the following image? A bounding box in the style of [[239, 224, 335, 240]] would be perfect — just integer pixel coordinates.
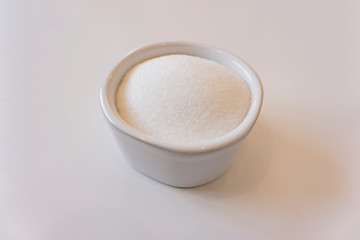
[[115, 54, 251, 143]]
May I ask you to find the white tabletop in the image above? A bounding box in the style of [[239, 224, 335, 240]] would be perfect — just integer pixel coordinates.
[[1, 0, 359, 239]]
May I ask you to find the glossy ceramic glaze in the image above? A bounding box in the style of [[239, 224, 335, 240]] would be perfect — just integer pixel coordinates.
[[100, 42, 263, 187]]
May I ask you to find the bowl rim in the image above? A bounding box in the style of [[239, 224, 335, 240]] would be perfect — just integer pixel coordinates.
[[99, 41, 263, 153]]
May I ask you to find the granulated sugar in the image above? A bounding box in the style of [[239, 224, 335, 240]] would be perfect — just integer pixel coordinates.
[[115, 54, 251, 143]]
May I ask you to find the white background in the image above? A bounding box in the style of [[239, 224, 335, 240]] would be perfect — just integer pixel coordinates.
[[1, 0, 359, 239]]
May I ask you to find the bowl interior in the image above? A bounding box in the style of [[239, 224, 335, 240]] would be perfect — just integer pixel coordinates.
[[100, 42, 263, 153]]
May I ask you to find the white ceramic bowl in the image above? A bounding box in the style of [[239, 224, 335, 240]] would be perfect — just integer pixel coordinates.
[[100, 42, 263, 187]]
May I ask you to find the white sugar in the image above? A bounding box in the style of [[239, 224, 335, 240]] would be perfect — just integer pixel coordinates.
[[115, 54, 251, 143]]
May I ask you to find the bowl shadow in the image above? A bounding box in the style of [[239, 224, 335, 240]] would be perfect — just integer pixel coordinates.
[[186, 116, 346, 211]]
